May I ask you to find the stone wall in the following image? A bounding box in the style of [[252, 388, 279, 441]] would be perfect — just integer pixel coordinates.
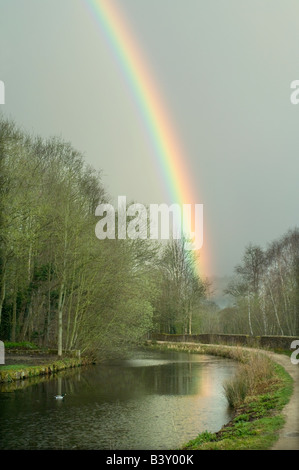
[[150, 333, 299, 351], [6, 348, 81, 358]]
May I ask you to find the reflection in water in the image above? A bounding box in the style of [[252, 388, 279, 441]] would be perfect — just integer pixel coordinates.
[[0, 349, 236, 450]]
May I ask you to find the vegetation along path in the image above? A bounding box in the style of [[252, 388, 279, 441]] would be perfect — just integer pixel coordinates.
[[213, 344, 299, 450], [265, 350, 299, 450], [217, 344, 299, 450]]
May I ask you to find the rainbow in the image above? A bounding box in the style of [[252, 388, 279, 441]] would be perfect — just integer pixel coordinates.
[[82, 0, 209, 278]]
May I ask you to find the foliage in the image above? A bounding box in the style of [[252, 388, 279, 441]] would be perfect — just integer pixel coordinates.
[[152, 237, 207, 334], [4, 341, 38, 350], [0, 117, 160, 357], [0, 116, 208, 357], [223, 353, 275, 407], [222, 231, 299, 336]]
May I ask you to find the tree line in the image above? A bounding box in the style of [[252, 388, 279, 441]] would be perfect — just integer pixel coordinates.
[[0, 116, 207, 358], [222, 229, 299, 336], [204, 229, 299, 336], [1, 116, 296, 357]]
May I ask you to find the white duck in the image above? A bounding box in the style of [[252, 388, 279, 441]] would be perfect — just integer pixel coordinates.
[[55, 393, 66, 400]]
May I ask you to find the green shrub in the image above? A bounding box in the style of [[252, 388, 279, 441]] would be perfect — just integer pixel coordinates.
[[223, 368, 249, 407], [223, 353, 275, 407]]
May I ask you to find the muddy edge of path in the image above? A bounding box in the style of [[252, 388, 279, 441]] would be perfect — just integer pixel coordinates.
[[265, 350, 299, 450]]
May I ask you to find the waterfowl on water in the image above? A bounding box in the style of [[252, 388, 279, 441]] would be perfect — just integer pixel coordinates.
[[54, 394, 66, 399]]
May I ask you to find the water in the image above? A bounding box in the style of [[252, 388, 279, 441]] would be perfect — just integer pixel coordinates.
[[0, 349, 236, 450]]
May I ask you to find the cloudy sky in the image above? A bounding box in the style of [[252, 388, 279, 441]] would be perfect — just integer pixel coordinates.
[[0, 0, 298, 278]]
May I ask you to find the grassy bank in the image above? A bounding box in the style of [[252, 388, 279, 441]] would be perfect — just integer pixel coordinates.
[[0, 356, 91, 384], [148, 341, 293, 450], [0, 343, 93, 384], [3, 341, 38, 350]]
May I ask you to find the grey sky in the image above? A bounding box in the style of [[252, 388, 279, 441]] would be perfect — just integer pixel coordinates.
[[0, 0, 298, 277]]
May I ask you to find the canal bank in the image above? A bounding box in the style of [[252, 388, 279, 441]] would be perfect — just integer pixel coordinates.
[[0, 348, 93, 385], [262, 349, 299, 450], [148, 341, 298, 450]]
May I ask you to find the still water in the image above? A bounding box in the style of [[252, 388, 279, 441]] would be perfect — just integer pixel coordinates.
[[0, 349, 236, 450]]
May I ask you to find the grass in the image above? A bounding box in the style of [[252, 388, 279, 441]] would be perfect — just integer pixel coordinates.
[[272, 348, 293, 357], [4, 341, 38, 350], [0, 355, 93, 385], [0, 364, 29, 370], [148, 342, 294, 450]]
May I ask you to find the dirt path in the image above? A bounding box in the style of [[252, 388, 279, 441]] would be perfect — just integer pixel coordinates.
[[265, 351, 299, 450]]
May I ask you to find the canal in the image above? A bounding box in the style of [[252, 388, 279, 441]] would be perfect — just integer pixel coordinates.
[[0, 348, 237, 449]]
